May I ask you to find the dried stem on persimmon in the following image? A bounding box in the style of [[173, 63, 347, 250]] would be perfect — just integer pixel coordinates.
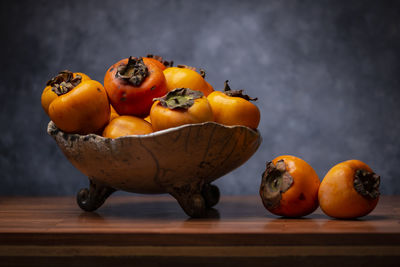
[[153, 88, 203, 110], [223, 80, 258, 101], [354, 169, 380, 199], [260, 160, 293, 209], [116, 57, 148, 86], [47, 70, 82, 96], [146, 54, 173, 68]]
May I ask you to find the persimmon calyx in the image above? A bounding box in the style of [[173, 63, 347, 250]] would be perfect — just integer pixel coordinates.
[[199, 68, 206, 78], [176, 64, 208, 78], [260, 160, 293, 209], [146, 54, 173, 68], [116, 56, 148, 86], [223, 80, 258, 101], [47, 70, 82, 96], [354, 169, 380, 199], [177, 64, 196, 71], [154, 88, 203, 110]]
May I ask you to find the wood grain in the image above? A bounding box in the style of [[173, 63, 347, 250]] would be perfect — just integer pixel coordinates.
[[1, 195, 400, 266]]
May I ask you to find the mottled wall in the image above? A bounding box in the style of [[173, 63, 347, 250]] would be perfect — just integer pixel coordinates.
[[0, 0, 399, 196]]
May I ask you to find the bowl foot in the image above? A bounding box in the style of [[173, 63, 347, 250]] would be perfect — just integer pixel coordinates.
[[77, 178, 116, 212], [169, 183, 220, 218], [202, 183, 220, 208]]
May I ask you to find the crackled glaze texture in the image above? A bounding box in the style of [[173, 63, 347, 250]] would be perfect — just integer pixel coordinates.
[[48, 121, 261, 194]]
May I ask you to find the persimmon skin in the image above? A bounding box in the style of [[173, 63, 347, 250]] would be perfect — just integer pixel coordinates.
[[207, 91, 260, 129], [49, 80, 110, 135], [102, 115, 153, 138], [262, 155, 320, 217], [318, 160, 379, 219], [41, 72, 91, 116], [41, 86, 58, 116], [144, 115, 151, 123], [109, 105, 119, 122], [205, 80, 214, 93], [143, 57, 167, 71], [104, 58, 167, 117], [163, 67, 213, 96], [150, 97, 213, 131]]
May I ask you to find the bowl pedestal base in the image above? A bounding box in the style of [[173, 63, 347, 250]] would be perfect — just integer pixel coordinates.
[[77, 179, 116, 212], [168, 182, 220, 218], [76, 178, 220, 218]]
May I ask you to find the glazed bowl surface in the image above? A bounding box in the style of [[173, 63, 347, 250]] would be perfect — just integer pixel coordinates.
[[48, 120, 261, 194]]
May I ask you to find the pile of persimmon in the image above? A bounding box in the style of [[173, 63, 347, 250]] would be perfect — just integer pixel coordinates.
[[259, 155, 380, 219], [41, 54, 261, 138]]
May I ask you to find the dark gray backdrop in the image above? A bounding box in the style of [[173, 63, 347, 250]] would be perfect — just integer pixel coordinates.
[[1, 0, 399, 196]]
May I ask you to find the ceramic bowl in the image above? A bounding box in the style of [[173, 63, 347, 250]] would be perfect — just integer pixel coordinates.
[[48, 121, 261, 217]]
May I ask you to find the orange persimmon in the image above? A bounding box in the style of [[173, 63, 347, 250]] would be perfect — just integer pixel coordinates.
[[109, 105, 119, 121], [48, 76, 110, 134], [102, 115, 153, 138], [163, 66, 213, 96], [144, 115, 151, 123], [260, 155, 320, 217], [207, 81, 260, 129], [318, 160, 380, 219], [41, 71, 91, 116], [150, 88, 213, 131], [200, 68, 214, 93], [142, 54, 173, 71], [104, 56, 167, 117], [205, 80, 214, 93]]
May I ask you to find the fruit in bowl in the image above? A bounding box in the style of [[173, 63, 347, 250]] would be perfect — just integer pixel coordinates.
[[42, 55, 262, 217]]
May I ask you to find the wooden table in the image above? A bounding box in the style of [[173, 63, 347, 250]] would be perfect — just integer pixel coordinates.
[[0, 195, 399, 266]]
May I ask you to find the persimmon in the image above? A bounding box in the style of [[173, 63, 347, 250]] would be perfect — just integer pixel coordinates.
[[163, 65, 213, 96], [41, 71, 91, 116], [207, 81, 260, 129], [260, 155, 320, 217], [150, 88, 213, 131], [144, 115, 151, 123], [102, 115, 153, 138], [318, 160, 380, 219], [48, 73, 110, 134], [198, 66, 214, 93], [104, 56, 167, 117], [205, 80, 214, 93], [143, 54, 173, 71], [199, 68, 214, 92], [109, 105, 119, 122]]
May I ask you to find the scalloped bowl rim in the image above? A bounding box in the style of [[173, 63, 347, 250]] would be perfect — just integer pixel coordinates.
[[48, 121, 260, 140]]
